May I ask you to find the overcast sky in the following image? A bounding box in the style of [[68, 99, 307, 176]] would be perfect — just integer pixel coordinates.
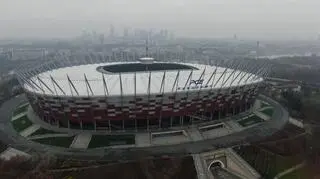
[[0, 0, 319, 40]]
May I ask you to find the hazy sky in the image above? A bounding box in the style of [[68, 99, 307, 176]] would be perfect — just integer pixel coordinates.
[[0, 0, 319, 40]]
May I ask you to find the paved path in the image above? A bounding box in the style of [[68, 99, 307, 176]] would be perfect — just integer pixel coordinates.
[[135, 133, 151, 147], [28, 133, 71, 140], [254, 111, 271, 121], [0, 147, 31, 160], [20, 124, 40, 137], [211, 168, 242, 179], [0, 94, 290, 162], [258, 106, 273, 112], [152, 135, 190, 145], [11, 112, 27, 121], [253, 99, 262, 110], [274, 161, 306, 179], [289, 117, 304, 128], [17, 102, 29, 108], [224, 121, 243, 132], [227, 148, 261, 178], [0, 94, 27, 143], [186, 128, 204, 141], [202, 128, 231, 140], [70, 133, 92, 149], [192, 154, 210, 179]]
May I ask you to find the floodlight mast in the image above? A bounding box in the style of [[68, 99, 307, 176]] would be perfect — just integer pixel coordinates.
[[256, 41, 260, 60], [146, 37, 149, 58]]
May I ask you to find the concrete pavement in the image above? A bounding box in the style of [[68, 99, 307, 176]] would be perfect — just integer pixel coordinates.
[[0, 94, 289, 162]]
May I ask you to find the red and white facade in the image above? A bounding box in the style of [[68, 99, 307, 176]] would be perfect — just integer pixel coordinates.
[[18, 57, 265, 131]]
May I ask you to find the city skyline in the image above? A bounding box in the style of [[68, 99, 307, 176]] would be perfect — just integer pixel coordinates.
[[0, 0, 319, 40]]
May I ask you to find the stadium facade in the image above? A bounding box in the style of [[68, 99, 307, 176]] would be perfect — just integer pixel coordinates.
[[16, 54, 266, 131]]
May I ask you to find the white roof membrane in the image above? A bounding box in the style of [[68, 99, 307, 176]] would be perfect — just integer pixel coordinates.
[[23, 62, 263, 97]]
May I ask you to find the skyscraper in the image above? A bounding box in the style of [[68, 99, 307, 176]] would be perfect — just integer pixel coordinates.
[[123, 28, 129, 38], [109, 25, 115, 38]]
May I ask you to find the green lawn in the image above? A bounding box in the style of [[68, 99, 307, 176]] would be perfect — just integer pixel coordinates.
[[33, 136, 74, 148], [12, 115, 33, 132], [261, 108, 274, 117], [30, 128, 60, 136], [13, 104, 29, 116], [238, 115, 264, 127], [88, 134, 135, 148]]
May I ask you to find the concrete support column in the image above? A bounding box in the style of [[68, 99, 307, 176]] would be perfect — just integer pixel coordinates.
[[80, 121, 83, 130], [67, 120, 70, 129], [170, 117, 173, 128], [122, 120, 125, 132], [147, 119, 149, 131], [94, 121, 97, 131]]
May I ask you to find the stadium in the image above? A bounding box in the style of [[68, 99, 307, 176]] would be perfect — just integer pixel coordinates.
[[16, 54, 265, 131]]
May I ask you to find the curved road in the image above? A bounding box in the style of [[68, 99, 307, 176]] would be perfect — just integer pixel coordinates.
[[0, 94, 27, 144], [0, 94, 289, 162]]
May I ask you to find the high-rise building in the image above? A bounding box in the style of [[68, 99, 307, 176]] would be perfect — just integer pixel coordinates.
[[109, 25, 115, 38], [99, 34, 105, 45], [123, 28, 129, 37]]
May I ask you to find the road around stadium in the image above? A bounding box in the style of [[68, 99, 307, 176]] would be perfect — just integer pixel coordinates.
[[0, 93, 288, 162]]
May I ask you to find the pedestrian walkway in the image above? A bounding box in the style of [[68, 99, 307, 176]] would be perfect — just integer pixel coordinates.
[[274, 161, 306, 179], [186, 128, 204, 141], [192, 154, 209, 179], [27, 133, 71, 140], [70, 133, 92, 149], [17, 102, 29, 109], [254, 111, 271, 121], [202, 127, 231, 140], [225, 120, 243, 132], [253, 100, 262, 110], [0, 147, 31, 161], [20, 124, 40, 137], [11, 112, 28, 121], [135, 133, 151, 147], [258, 106, 273, 112], [289, 117, 304, 128]]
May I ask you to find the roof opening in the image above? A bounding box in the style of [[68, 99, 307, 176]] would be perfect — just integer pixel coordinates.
[[97, 62, 198, 74]]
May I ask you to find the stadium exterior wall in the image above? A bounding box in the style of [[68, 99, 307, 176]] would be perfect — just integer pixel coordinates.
[[25, 82, 260, 131]]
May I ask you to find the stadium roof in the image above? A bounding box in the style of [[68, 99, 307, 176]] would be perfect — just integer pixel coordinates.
[[23, 62, 263, 97], [98, 62, 197, 73]]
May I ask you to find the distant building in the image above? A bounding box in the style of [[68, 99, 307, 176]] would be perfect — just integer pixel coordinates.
[[99, 34, 105, 45], [109, 25, 115, 38], [123, 28, 129, 37], [233, 34, 238, 40], [11, 48, 48, 61]]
